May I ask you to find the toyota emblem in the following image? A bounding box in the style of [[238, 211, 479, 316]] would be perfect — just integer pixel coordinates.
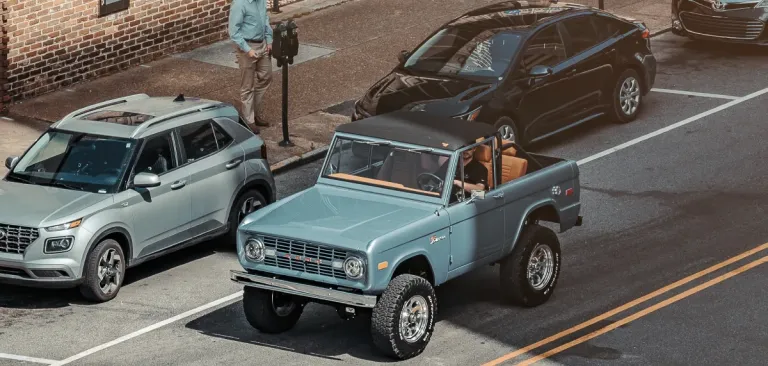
[[712, 0, 725, 10], [0, 229, 5, 240]]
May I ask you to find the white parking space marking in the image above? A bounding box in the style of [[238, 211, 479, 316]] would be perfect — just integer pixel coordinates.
[[50, 291, 243, 366], [0, 352, 58, 364], [579, 86, 768, 166], [651, 88, 740, 100], [51, 85, 768, 365]]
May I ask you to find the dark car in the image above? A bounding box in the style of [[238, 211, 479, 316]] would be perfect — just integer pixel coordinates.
[[671, 0, 768, 44], [351, 1, 657, 146]]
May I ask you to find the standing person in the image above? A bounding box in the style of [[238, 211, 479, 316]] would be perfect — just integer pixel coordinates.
[[229, 0, 274, 133]]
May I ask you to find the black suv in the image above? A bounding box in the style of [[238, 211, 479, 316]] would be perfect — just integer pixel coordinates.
[[352, 1, 657, 146]]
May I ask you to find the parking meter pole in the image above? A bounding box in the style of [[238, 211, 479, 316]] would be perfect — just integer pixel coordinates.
[[599, 0, 604, 10], [272, 0, 281, 13], [279, 56, 293, 147]]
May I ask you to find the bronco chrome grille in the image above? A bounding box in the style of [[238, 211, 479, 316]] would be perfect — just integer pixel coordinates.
[[0, 223, 40, 254], [680, 12, 765, 40], [261, 236, 349, 279]]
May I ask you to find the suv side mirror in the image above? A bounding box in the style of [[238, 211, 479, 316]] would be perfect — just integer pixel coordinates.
[[5, 156, 19, 170], [529, 65, 553, 78], [132, 172, 161, 188], [398, 50, 410, 64]]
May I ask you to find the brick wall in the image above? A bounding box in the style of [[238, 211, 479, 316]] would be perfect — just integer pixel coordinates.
[[1, 0, 9, 114], [5, 0, 298, 102]]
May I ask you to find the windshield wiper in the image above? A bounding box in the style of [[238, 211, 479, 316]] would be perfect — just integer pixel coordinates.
[[45, 180, 84, 191], [360, 140, 393, 146], [6, 174, 35, 184], [403, 147, 434, 153]]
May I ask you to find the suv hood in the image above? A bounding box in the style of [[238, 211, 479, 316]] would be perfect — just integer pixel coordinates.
[[239, 184, 438, 252], [357, 70, 494, 117], [0, 180, 108, 227]]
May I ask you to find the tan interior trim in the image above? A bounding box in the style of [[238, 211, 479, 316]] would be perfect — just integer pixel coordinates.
[[327, 173, 441, 196]]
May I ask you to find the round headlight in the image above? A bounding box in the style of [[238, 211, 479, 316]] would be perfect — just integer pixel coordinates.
[[244, 238, 265, 261], [343, 256, 365, 279]]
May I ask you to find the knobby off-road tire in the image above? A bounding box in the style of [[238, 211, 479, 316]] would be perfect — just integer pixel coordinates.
[[371, 274, 437, 360], [79, 239, 125, 303], [609, 68, 644, 124], [243, 287, 304, 334], [500, 224, 562, 307]]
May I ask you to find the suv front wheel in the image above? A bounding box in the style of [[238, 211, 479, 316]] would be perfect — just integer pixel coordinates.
[[243, 287, 305, 334], [79, 238, 126, 302]]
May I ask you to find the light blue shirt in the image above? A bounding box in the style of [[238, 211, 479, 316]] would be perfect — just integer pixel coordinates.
[[229, 0, 273, 52]]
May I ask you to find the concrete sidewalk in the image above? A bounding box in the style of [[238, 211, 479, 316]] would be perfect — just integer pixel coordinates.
[[5, 0, 672, 170]]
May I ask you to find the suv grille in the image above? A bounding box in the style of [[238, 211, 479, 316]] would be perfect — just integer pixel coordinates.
[[261, 236, 349, 279], [0, 224, 40, 254], [680, 12, 765, 40]]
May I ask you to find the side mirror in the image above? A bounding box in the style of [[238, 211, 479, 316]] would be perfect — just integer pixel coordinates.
[[132, 172, 161, 188], [398, 50, 410, 64], [5, 156, 19, 170], [529, 65, 553, 78]]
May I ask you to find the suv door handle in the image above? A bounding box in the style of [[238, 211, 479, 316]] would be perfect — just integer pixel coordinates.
[[170, 180, 187, 190], [225, 159, 242, 169], [565, 68, 577, 76]]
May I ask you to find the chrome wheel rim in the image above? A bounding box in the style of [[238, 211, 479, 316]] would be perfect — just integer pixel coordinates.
[[527, 243, 554, 290], [399, 295, 429, 343], [498, 124, 516, 141], [98, 248, 122, 294], [271, 292, 297, 317], [619, 76, 640, 116], [238, 196, 262, 223]]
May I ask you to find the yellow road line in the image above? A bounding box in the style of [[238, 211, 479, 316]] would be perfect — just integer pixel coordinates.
[[516, 255, 766, 365], [482, 242, 768, 366]]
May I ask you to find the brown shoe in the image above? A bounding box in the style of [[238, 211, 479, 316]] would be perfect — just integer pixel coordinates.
[[254, 117, 270, 127]]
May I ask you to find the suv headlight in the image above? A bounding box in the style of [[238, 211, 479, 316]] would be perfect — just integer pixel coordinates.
[[45, 218, 82, 232], [343, 256, 365, 279], [244, 237, 265, 262], [454, 106, 482, 121], [44, 236, 74, 254]]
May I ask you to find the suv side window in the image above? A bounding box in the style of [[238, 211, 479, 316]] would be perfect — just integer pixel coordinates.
[[178, 120, 232, 163], [518, 24, 567, 73], [592, 15, 633, 42], [449, 138, 495, 204], [561, 16, 601, 56], [135, 133, 177, 176]]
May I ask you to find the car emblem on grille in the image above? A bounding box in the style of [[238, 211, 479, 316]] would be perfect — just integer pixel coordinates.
[[282, 253, 324, 264], [712, 0, 725, 10], [0, 229, 5, 240]]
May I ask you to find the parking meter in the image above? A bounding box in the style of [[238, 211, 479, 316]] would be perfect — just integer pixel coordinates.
[[285, 20, 299, 64], [272, 23, 286, 67], [271, 20, 300, 147]]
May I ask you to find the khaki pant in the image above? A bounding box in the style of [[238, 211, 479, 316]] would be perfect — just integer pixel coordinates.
[[235, 41, 272, 126]]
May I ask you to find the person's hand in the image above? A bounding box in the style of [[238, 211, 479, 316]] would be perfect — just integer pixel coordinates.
[[266, 43, 272, 55], [247, 49, 257, 58]]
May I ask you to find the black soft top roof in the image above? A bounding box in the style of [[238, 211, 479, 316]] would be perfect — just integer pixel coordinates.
[[335, 111, 498, 151]]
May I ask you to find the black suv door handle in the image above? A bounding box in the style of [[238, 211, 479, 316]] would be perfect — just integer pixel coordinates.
[[225, 159, 242, 169], [566, 68, 577, 76]]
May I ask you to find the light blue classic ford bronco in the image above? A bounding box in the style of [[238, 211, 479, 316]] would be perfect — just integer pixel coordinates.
[[230, 111, 582, 359]]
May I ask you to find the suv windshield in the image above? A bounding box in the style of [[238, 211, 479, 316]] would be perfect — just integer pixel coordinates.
[[403, 27, 523, 80], [322, 137, 452, 197], [7, 130, 136, 193]]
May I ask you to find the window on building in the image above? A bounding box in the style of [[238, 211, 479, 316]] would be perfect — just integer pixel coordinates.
[[99, 0, 130, 17]]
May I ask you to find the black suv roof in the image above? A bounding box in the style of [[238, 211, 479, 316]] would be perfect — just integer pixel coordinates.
[[447, 1, 589, 31]]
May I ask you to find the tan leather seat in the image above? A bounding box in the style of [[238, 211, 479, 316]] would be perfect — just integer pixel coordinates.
[[501, 139, 517, 156], [501, 155, 527, 184], [473, 144, 494, 189]]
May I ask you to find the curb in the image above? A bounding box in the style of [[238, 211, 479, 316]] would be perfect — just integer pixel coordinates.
[[269, 145, 329, 175], [269, 0, 357, 25]]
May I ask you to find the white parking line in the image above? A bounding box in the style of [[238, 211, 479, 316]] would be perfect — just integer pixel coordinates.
[[52, 85, 768, 365], [579, 86, 768, 166], [651, 88, 740, 100], [50, 291, 243, 366], [0, 352, 58, 365]]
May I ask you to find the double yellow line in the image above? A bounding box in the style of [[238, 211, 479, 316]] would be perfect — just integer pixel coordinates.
[[483, 243, 768, 366]]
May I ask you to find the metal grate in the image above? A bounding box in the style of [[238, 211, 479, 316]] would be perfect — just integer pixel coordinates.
[[680, 12, 765, 40], [261, 236, 349, 279], [0, 223, 39, 254]]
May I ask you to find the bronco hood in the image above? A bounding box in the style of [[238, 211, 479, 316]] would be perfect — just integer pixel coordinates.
[[0, 180, 109, 227], [239, 185, 438, 252]]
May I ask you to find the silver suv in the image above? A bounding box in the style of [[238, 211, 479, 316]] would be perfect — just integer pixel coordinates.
[[0, 94, 276, 302]]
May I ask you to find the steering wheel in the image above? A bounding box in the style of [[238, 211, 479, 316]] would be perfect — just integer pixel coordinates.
[[416, 172, 444, 193]]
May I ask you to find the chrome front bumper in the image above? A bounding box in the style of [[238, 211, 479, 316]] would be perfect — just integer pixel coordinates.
[[230, 270, 378, 308]]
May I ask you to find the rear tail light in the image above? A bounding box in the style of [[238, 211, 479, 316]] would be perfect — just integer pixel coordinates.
[[641, 29, 650, 38], [261, 143, 268, 160]]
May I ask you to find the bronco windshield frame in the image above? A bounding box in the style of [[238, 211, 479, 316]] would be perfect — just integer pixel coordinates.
[[318, 133, 457, 203]]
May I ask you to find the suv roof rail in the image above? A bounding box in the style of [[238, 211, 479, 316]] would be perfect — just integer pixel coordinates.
[[130, 102, 225, 138], [53, 94, 151, 127]]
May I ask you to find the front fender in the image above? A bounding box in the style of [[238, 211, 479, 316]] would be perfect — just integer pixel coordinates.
[[80, 224, 133, 273]]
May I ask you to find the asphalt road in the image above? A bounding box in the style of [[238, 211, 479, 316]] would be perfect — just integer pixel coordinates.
[[2, 32, 768, 366]]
